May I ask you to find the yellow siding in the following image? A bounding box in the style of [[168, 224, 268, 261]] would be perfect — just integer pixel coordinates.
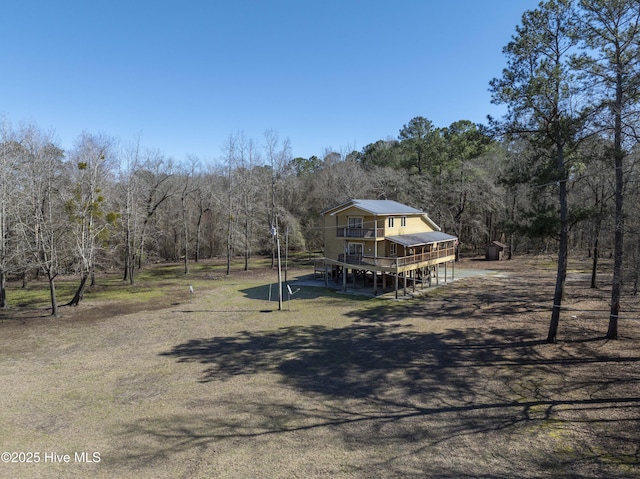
[[383, 215, 435, 236], [323, 206, 437, 261]]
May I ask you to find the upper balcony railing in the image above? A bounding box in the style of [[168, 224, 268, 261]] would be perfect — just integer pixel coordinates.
[[336, 227, 384, 238]]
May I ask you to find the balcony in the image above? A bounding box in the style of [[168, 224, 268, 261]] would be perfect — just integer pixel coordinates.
[[336, 227, 384, 238]]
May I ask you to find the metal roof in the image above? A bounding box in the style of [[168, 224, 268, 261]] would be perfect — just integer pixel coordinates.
[[387, 232, 457, 247], [325, 199, 424, 216]]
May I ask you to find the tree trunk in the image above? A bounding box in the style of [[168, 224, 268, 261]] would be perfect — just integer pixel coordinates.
[[244, 214, 249, 271], [195, 213, 203, 263], [182, 196, 189, 275], [48, 273, 58, 317], [608, 175, 623, 339], [226, 222, 232, 276], [123, 230, 131, 281], [128, 254, 136, 285], [68, 271, 89, 306], [123, 253, 130, 282], [547, 221, 568, 343], [547, 146, 568, 344], [633, 238, 640, 296], [0, 270, 6, 309], [608, 67, 625, 340], [590, 237, 599, 289], [590, 213, 601, 289], [508, 190, 517, 260]]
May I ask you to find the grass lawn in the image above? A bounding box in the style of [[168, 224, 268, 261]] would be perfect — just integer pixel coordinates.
[[0, 256, 639, 478]]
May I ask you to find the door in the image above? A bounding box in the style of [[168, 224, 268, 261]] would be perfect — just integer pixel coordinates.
[[347, 242, 363, 263]]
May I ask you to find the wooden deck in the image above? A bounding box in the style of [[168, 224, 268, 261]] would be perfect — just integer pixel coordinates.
[[316, 246, 457, 298], [327, 245, 456, 273]]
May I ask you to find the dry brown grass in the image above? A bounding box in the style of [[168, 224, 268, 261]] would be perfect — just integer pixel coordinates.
[[0, 256, 639, 478]]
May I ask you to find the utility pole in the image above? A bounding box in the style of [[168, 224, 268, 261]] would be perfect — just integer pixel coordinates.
[[271, 218, 283, 311], [285, 224, 289, 283]]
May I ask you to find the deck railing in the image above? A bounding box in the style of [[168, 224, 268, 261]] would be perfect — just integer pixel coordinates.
[[363, 246, 456, 267], [338, 254, 366, 264], [337, 245, 455, 268], [336, 227, 384, 238]]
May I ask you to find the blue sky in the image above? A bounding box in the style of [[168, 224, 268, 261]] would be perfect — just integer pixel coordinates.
[[1, 1, 540, 161]]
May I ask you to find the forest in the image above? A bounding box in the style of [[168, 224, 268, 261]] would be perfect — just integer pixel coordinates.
[[1, 0, 639, 340]]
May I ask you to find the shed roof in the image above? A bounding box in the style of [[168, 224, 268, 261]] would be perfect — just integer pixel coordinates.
[[387, 232, 458, 247]]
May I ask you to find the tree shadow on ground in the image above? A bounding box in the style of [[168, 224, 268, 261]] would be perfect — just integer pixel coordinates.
[[145, 316, 640, 477], [239, 283, 361, 302], [119, 265, 640, 477]]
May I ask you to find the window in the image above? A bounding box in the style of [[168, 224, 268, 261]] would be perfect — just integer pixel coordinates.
[[388, 217, 395, 228], [401, 216, 407, 227], [348, 217, 363, 229], [390, 243, 397, 256]]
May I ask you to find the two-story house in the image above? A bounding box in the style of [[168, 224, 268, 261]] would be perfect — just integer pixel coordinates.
[[319, 199, 457, 297]]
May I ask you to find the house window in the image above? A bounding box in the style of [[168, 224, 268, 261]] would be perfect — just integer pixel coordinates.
[[348, 243, 363, 256], [390, 243, 397, 256], [348, 217, 363, 229], [401, 216, 407, 227], [388, 217, 395, 228]]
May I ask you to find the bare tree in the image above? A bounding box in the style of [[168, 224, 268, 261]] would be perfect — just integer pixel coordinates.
[[264, 130, 290, 268], [118, 138, 143, 284], [190, 171, 212, 263], [179, 156, 201, 274], [0, 120, 20, 308], [236, 133, 262, 271], [118, 145, 177, 284], [222, 135, 238, 275], [16, 125, 66, 316], [66, 133, 116, 306]]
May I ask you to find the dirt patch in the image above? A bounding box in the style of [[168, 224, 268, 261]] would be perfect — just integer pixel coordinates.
[[0, 256, 638, 479]]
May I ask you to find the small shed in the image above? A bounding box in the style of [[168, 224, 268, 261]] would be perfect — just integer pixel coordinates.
[[486, 241, 507, 261]]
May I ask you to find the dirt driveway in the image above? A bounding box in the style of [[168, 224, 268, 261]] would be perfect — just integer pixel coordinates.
[[1, 257, 639, 478]]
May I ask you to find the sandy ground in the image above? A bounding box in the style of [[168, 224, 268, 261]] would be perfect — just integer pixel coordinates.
[[0, 257, 639, 478]]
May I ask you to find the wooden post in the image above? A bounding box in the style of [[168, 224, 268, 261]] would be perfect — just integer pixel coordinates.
[[373, 270, 378, 296], [343, 267, 347, 291], [395, 273, 399, 299], [374, 219, 378, 260]]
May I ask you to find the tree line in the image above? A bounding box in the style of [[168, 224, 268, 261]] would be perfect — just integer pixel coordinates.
[[490, 0, 640, 341], [1, 0, 638, 343]]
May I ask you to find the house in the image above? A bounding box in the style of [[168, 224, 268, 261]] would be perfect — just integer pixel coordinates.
[[318, 199, 457, 297]]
